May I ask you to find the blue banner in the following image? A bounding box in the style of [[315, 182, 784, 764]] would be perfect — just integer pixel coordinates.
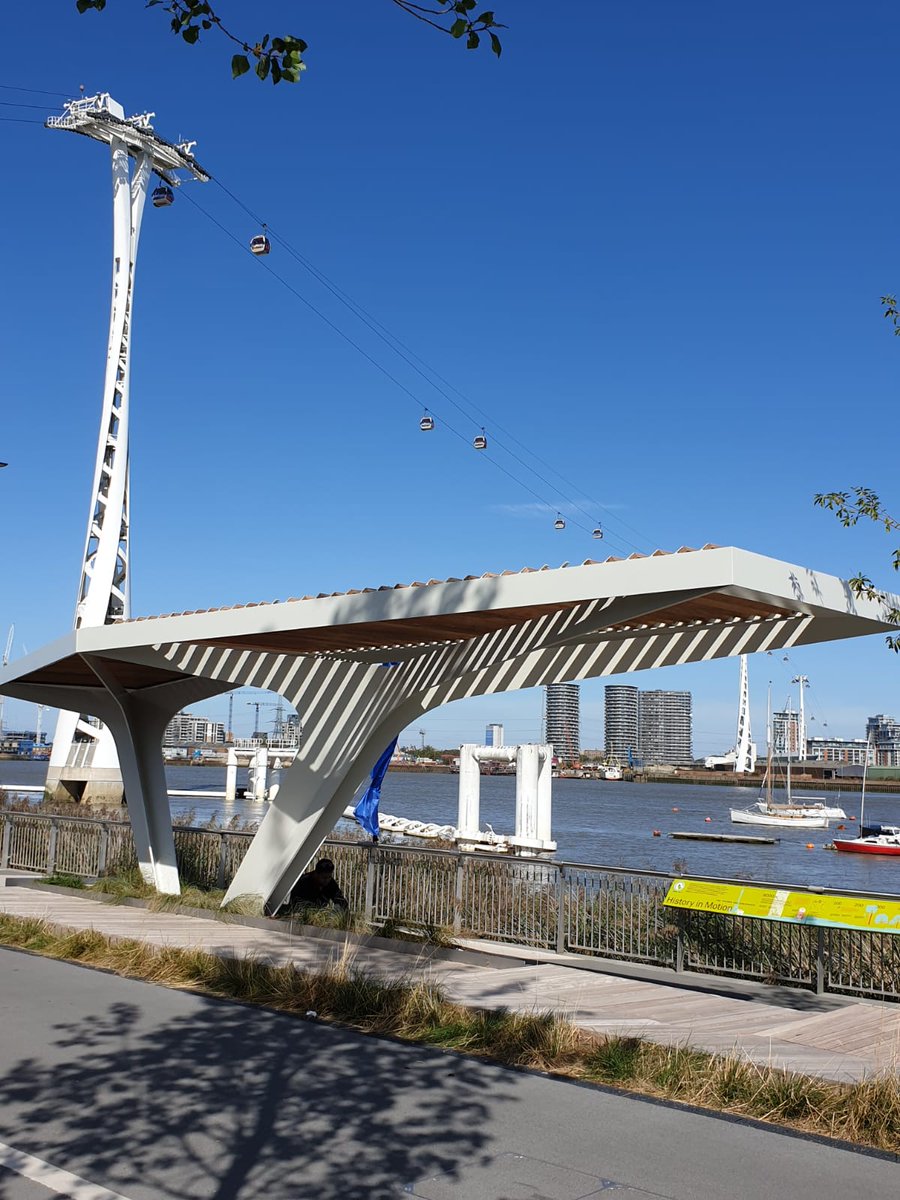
[[353, 737, 398, 839]]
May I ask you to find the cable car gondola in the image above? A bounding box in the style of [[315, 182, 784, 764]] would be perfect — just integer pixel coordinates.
[[554, 515, 566, 531], [250, 226, 271, 256], [473, 429, 487, 450], [151, 185, 174, 208], [420, 412, 434, 431], [592, 526, 604, 540]]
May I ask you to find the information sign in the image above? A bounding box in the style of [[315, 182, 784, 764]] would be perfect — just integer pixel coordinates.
[[662, 878, 900, 933]]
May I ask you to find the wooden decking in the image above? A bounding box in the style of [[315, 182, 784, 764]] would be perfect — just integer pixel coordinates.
[[1, 882, 898, 1083]]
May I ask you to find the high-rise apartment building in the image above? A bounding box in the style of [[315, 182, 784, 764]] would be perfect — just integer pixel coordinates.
[[866, 714, 900, 767], [772, 711, 801, 758], [484, 723, 504, 747], [545, 684, 580, 761], [604, 685, 639, 761], [638, 690, 692, 766], [605, 685, 693, 766]]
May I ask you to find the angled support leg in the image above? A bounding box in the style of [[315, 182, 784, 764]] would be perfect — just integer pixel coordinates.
[[82, 657, 180, 894]]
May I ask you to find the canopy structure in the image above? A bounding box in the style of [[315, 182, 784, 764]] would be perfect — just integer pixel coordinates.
[[2, 544, 896, 910]]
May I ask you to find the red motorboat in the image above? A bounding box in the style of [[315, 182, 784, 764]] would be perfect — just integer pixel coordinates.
[[833, 824, 900, 856]]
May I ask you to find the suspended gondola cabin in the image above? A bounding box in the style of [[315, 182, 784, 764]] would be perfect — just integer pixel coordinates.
[[151, 185, 174, 208]]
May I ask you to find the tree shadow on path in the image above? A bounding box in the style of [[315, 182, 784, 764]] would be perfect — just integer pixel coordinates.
[[0, 953, 519, 1200]]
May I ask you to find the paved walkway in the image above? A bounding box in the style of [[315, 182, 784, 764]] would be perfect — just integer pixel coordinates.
[[1, 881, 899, 1083]]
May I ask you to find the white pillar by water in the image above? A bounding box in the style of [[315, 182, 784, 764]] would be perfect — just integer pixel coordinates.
[[225, 747, 238, 801], [456, 743, 556, 855], [457, 744, 482, 841]]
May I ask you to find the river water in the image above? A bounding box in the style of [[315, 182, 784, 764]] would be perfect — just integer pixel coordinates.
[[3, 759, 899, 895]]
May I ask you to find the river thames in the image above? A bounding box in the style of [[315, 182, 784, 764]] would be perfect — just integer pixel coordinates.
[[2, 760, 899, 894]]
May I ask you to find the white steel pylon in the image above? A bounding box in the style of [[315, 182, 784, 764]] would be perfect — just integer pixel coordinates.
[[733, 653, 754, 773], [44, 94, 209, 803]]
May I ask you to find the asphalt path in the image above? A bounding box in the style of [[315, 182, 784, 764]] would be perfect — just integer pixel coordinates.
[[0, 948, 895, 1200]]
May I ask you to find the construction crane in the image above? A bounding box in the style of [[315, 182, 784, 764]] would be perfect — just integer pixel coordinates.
[[246, 699, 285, 739], [0, 625, 13, 735]]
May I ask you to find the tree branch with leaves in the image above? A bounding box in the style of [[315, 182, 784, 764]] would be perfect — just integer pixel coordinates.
[[814, 487, 900, 651], [75, 0, 506, 84]]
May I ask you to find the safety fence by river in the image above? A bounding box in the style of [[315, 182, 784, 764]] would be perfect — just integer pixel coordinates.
[[1, 808, 898, 1002]]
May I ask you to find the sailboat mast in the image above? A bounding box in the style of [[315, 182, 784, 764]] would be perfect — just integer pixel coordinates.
[[860, 736, 871, 828], [766, 682, 773, 807], [786, 696, 793, 801]]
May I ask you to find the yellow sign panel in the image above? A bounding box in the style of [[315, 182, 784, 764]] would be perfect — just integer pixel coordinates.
[[663, 878, 900, 934]]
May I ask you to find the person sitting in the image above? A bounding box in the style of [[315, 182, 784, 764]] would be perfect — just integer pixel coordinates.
[[286, 858, 348, 914]]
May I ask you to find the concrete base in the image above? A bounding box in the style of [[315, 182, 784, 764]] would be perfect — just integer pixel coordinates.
[[44, 767, 125, 806]]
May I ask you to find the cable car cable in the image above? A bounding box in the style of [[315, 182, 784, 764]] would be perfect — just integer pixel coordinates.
[[210, 175, 652, 552], [0, 83, 70, 98], [180, 188, 626, 548]]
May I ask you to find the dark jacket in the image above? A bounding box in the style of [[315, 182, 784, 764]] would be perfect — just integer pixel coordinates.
[[288, 872, 348, 910]]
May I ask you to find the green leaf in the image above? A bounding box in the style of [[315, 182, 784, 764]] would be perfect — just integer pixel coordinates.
[[467, 30, 480, 49], [231, 53, 250, 78], [256, 56, 270, 81], [476, 10, 495, 24], [271, 60, 282, 85], [182, 25, 200, 44], [490, 31, 502, 57], [450, 18, 467, 38]]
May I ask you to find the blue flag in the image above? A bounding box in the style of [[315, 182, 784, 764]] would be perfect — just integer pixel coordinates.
[[353, 737, 398, 839]]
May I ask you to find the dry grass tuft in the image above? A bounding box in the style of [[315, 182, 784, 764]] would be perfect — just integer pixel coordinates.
[[0, 911, 898, 1155]]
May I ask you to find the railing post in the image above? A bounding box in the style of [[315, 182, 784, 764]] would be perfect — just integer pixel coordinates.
[[364, 845, 376, 924], [97, 824, 109, 877], [453, 854, 464, 936], [47, 819, 58, 876], [555, 864, 567, 954], [675, 910, 686, 973], [1, 819, 11, 869], [216, 834, 228, 890], [816, 926, 826, 995]]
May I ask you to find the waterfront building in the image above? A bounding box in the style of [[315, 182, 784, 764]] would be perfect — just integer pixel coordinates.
[[484, 723, 504, 747], [545, 683, 580, 762], [772, 710, 801, 759], [806, 736, 873, 766], [0, 729, 49, 756], [866, 714, 900, 767], [639, 690, 693, 767], [605, 686, 692, 766], [164, 712, 226, 747], [274, 713, 302, 748], [604, 685, 639, 761]]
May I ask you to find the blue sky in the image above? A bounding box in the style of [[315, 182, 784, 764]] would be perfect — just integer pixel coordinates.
[[1, 1, 898, 752]]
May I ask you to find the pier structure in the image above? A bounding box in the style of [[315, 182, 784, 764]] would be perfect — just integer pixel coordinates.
[[1, 545, 897, 905], [456, 742, 555, 855], [43, 94, 208, 806]]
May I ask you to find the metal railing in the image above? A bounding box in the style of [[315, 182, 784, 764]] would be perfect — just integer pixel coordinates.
[[1, 808, 898, 1001]]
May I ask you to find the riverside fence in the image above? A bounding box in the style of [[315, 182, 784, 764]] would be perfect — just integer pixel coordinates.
[[1, 808, 898, 1002]]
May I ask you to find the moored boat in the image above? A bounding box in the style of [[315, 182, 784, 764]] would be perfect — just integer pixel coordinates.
[[831, 743, 900, 855], [752, 799, 847, 820], [833, 824, 900, 855], [731, 683, 830, 830], [731, 806, 828, 829]]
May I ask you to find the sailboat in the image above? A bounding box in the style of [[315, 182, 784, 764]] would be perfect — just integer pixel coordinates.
[[833, 741, 900, 855], [731, 686, 830, 829]]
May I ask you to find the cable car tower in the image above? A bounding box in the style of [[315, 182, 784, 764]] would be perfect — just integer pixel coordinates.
[[44, 94, 209, 803]]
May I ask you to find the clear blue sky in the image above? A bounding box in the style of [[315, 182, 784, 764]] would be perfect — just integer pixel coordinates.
[[1, 1, 898, 752]]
